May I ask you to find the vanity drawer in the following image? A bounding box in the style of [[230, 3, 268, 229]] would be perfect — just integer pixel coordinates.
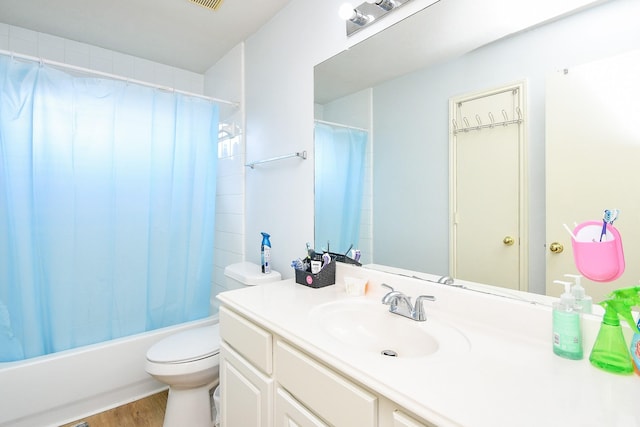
[[219, 306, 273, 375], [275, 339, 377, 426]]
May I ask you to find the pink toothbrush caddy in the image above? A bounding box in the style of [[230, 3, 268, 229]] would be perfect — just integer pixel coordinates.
[[571, 220, 625, 282]]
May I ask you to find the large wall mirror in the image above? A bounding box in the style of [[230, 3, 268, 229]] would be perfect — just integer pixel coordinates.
[[314, 0, 640, 300]]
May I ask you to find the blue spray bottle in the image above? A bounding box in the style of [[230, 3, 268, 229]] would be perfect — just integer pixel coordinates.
[[261, 232, 271, 274]]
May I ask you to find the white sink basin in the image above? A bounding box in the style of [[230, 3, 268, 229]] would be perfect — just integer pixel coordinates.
[[309, 299, 470, 359]]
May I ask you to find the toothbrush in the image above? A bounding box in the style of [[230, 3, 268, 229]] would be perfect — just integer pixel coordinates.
[[599, 211, 609, 242], [599, 209, 620, 242], [322, 252, 331, 267], [563, 223, 577, 240], [344, 244, 354, 257]]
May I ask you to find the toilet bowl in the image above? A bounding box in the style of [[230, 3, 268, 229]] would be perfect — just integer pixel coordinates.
[[145, 262, 281, 427], [145, 324, 220, 427]]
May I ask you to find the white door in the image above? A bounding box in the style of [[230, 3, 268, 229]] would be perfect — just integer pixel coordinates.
[[546, 50, 640, 302], [450, 83, 526, 291]]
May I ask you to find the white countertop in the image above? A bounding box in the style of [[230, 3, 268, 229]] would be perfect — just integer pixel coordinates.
[[218, 264, 640, 427]]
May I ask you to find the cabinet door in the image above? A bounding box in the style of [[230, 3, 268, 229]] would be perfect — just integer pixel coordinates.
[[393, 410, 429, 427], [220, 342, 273, 427], [275, 387, 329, 427]]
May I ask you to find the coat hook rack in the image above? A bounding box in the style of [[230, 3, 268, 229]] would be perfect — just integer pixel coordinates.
[[454, 109, 523, 135], [245, 151, 307, 169]]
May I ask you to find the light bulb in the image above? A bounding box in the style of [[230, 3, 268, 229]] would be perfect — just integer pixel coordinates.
[[339, 3, 356, 20]]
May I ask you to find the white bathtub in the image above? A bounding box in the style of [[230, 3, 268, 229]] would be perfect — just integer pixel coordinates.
[[0, 315, 218, 427]]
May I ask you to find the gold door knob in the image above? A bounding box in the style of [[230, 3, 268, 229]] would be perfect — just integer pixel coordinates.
[[549, 242, 564, 254], [503, 236, 515, 246]]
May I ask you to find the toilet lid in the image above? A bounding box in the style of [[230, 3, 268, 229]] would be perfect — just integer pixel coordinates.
[[147, 324, 220, 364]]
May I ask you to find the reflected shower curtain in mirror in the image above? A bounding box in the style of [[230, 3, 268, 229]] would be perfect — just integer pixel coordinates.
[[0, 56, 219, 362], [314, 122, 368, 255]]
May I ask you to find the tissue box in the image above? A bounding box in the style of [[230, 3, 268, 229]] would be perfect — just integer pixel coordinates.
[[294, 260, 336, 288]]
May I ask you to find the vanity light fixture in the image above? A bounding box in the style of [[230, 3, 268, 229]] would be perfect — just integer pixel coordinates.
[[340, 0, 413, 36], [365, 0, 397, 12], [339, 3, 371, 26]]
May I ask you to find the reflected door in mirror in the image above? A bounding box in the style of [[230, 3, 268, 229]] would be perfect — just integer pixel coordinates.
[[451, 83, 526, 291]]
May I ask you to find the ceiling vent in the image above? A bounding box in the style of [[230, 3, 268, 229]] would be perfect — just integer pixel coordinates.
[[188, 0, 224, 11]]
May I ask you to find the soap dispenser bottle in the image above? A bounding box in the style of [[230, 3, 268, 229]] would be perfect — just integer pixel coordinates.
[[552, 280, 583, 360], [565, 274, 592, 314]]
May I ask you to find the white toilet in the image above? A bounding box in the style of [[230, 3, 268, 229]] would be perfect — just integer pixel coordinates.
[[145, 261, 281, 427], [145, 324, 221, 427]]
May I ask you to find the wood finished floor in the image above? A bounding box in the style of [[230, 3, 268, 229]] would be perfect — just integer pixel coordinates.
[[60, 390, 167, 427]]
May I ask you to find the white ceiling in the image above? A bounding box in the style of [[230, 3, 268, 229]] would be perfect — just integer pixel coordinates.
[[0, 0, 293, 73]]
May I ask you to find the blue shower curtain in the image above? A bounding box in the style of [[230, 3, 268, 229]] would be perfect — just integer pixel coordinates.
[[314, 122, 368, 255], [0, 56, 219, 362]]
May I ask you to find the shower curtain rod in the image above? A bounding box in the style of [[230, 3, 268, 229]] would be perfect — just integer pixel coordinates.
[[315, 119, 369, 132], [0, 49, 239, 108]]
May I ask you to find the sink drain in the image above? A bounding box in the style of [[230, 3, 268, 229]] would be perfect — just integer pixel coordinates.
[[381, 349, 398, 357]]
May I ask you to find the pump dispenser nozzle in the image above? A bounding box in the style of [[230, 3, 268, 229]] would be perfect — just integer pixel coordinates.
[[589, 286, 640, 374], [554, 280, 574, 306], [565, 274, 592, 314]]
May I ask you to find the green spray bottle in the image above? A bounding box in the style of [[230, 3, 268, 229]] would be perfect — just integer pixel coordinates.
[[589, 286, 640, 375]]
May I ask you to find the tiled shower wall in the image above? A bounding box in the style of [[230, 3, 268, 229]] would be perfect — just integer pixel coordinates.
[[204, 44, 246, 313], [0, 24, 204, 93], [0, 23, 246, 314]]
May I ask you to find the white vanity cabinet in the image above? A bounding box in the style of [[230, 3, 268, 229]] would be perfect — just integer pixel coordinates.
[[219, 306, 274, 427], [219, 304, 433, 427]]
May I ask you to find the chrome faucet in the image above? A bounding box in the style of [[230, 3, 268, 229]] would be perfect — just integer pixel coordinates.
[[381, 284, 436, 321], [436, 275, 455, 286]]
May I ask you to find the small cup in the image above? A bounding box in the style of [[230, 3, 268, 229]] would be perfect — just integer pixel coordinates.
[[344, 276, 368, 296]]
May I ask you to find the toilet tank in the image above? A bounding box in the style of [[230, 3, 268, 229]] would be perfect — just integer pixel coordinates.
[[224, 261, 282, 291]]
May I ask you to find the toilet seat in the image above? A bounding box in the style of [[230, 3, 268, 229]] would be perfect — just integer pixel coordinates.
[[147, 324, 220, 364]]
